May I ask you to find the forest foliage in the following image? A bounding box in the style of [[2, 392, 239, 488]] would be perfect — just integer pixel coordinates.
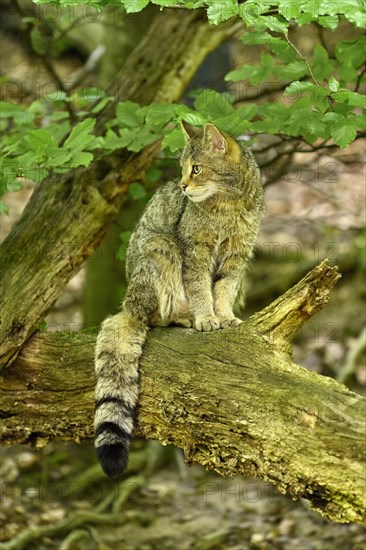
[[0, 0, 365, 214]]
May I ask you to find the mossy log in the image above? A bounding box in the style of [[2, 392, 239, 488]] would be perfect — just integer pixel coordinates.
[[0, 9, 240, 368], [1, 261, 365, 524]]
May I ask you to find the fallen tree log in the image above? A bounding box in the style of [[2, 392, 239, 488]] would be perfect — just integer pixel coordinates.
[[1, 261, 365, 524]]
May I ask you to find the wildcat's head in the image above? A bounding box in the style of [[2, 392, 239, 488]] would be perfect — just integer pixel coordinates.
[[179, 122, 243, 203]]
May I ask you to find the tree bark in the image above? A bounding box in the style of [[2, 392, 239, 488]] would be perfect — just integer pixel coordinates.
[[82, 5, 159, 327], [1, 261, 365, 524], [0, 9, 241, 368]]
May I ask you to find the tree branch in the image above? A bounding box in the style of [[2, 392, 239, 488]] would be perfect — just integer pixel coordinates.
[[10, 0, 77, 121], [1, 261, 365, 524]]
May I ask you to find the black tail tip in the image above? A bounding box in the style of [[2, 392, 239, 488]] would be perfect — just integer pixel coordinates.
[[96, 443, 129, 479]]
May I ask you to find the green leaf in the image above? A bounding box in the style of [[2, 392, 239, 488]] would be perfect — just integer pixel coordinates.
[[47, 149, 72, 167], [103, 128, 124, 151], [49, 111, 70, 122], [180, 112, 205, 126], [278, 1, 300, 21], [250, 118, 281, 134], [74, 87, 105, 110], [123, 0, 149, 13], [194, 90, 235, 118], [68, 151, 94, 167], [339, 0, 366, 28], [338, 62, 358, 84], [260, 101, 289, 121], [27, 129, 58, 152], [151, 0, 181, 6], [264, 15, 289, 33], [332, 90, 366, 108], [116, 102, 145, 127], [303, 0, 338, 16], [16, 151, 39, 167], [120, 127, 158, 152], [91, 97, 113, 114], [162, 128, 185, 152], [296, 11, 313, 26], [0, 102, 34, 124], [331, 103, 355, 117], [129, 182, 147, 200], [284, 81, 316, 97], [328, 77, 340, 93], [0, 158, 19, 196], [63, 119, 97, 151], [336, 38, 366, 69], [241, 32, 296, 63], [236, 104, 258, 121], [306, 117, 328, 138], [45, 121, 70, 143], [240, 31, 271, 45], [285, 106, 330, 140], [22, 165, 48, 183], [317, 15, 339, 30], [346, 10, 366, 28], [287, 107, 315, 131], [239, 3, 266, 29], [206, 0, 238, 25], [266, 40, 296, 63], [225, 53, 274, 84], [42, 91, 70, 103], [145, 103, 176, 128], [312, 44, 334, 81], [314, 94, 330, 114], [214, 115, 252, 135], [184, 1, 206, 7], [330, 117, 358, 148], [274, 61, 308, 80], [174, 103, 194, 116]]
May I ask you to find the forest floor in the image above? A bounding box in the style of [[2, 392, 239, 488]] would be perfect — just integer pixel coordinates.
[[1, 139, 365, 549], [1, 442, 366, 550]]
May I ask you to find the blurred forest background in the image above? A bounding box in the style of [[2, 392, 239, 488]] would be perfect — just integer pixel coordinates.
[[0, 1, 365, 548]]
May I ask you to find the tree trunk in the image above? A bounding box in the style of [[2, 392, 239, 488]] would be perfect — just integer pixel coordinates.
[[82, 5, 158, 327], [1, 261, 365, 524], [82, 195, 145, 327], [0, 10, 241, 368]]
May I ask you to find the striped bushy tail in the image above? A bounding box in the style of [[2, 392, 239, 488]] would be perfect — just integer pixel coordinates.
[[94, 311, 148, 478]]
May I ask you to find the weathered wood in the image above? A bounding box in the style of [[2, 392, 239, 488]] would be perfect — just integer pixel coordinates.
[[0, 10, 241, 368], [1, 261, 365, 524]]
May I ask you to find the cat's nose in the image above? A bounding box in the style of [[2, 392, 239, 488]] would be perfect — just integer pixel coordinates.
[[180, 181, 188, 191]]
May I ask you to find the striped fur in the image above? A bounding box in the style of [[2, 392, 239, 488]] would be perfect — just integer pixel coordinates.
[[94, 312, 148, 478]]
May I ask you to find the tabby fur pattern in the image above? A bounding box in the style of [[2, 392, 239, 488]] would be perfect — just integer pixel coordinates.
[[94, 122, 264, 478]]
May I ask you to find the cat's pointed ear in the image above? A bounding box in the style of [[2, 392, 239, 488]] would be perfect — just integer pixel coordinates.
[[180, 120, 200, 141], [204, 123, 228, 155]]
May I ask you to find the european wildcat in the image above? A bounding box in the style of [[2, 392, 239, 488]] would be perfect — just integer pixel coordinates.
[[94, 122, 264, 478]]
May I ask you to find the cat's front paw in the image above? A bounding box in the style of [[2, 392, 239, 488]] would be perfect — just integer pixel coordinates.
[[195, 316, 220, 332], [173, 318, 193, 328], [219, 317, 243, 329]]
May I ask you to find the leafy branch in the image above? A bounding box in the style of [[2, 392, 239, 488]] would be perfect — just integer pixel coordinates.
[[10, 0, 76, 121], [1, 0, 365, 212]]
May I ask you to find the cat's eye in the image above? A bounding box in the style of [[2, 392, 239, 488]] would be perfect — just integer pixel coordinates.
[[192, 165, 202, 175]]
